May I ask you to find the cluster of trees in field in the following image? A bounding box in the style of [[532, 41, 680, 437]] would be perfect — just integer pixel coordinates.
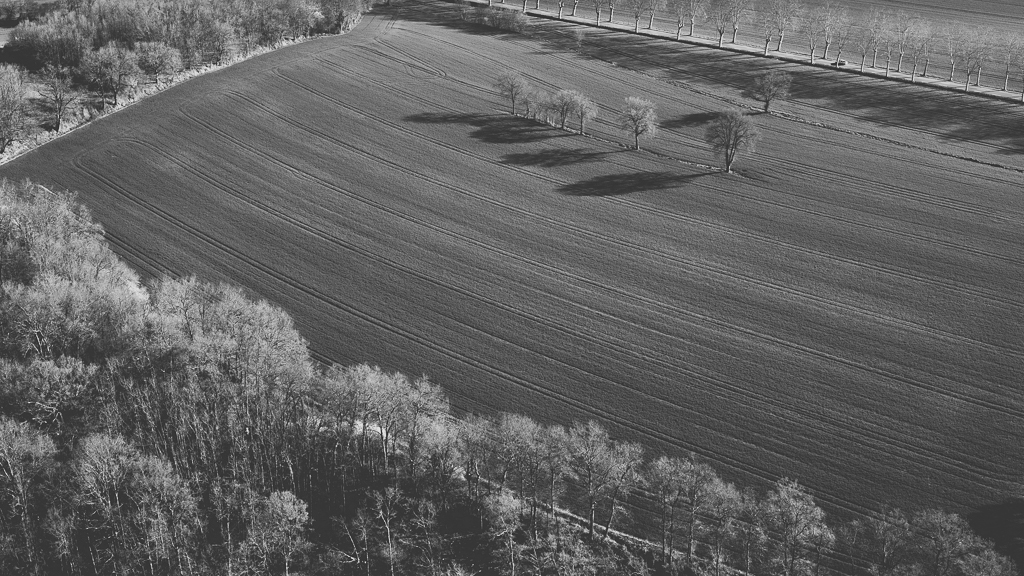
[[495, 71, 759, 172], [0, 0, 372, 155], [534, 0, 1024, 98], [0, 178, 1017, 576]]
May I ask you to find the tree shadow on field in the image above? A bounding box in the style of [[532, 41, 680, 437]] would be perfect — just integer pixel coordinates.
[[967, 498, 1024, 570], [559, 171, 711, 196], [405, 112, 567, 144], [661, 111, 720, 130], [502, 148, 610, 167]]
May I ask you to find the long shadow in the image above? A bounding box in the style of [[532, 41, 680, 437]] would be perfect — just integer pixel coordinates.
[[661, 111, 720, 130], [405, 112, 567, 144], [559, 171, 711, 196], [968, 498, 1024, 569], [502, 147, 610, 167]]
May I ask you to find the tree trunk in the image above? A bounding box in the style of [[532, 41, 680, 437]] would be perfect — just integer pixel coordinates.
[[557, 5, 562, 17], [572, 0, 577, 16], [608, 6, 613, 21], [912, 61, 918, 82], [885, 54, 891, 77], [648, 11, 655, 28], [1004, 69, 1010, 91], [777, 32, 784, 51], [731, 26, 738, 43], [923, 56, 930, 77], [898, 53, 904, 72], [822, 42, 830, 60], [596, 9, 600, 24], [635, 18, 639, 32], [871, 48, 878, 67], [677, 26, 682, 40], [690, 18, 695, 36], [976, 63, 982, 86], [523, 0, 527, 11], [718, 31, 724, 47], [949, 62, 955, 82], [965, 74, 970, 91], [860, 52, 867, 72], [634, 132, 640, 150], [764, 37, 770, 55]]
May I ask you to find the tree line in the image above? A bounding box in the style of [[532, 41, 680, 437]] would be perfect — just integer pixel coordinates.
[[495, 71, 759, 172], [0, 178, 1015, 576], [0, 0, 372, 155], [529, 0, 1024, 98]]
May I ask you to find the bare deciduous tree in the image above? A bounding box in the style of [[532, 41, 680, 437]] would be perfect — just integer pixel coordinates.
[[749, 69, 791, 111], [891, 10, 916, 72], [819, 2, 849, 61], [770, 0, 802, 52], [620, 96, 657, 149], [999, 32, 1022, 91], [705, 111, 758, 172], [627, 0, 651, 32], [0, 65, 28, 154], [707, 0, 732, 46], [799, 8, 825, 64], [570, 91, 598, 134], [551, 89, 579, 129], [606, 0, 619, 22], [943, 22, 967, 82], [646, 0, 665, 28], [908, 21, 935, 81], [494, 72, 530, 115], [762, 479, 834, 576], [728, 0, 751, 43], [40, 65, 79, 132], [671, 0, 706, 39]]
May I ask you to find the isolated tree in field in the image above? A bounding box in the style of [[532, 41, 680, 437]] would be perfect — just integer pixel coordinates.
[[749, 69, 791, 111], [762, 479, 833, 576], [999, 33, 1022, 91], [620, 96, 657, 150], [494, 72, 529, 115], [0, 65, 28, 155], [570, 91, 598, 134], [671, 0, 706, 39], [705, 111, 758, 172]]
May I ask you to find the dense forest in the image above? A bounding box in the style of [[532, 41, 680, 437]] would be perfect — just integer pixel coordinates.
[[0, 179, 1016, 576]]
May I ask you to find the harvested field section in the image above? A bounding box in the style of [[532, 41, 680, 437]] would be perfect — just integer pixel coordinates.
[[3, 2, 1023, 528]]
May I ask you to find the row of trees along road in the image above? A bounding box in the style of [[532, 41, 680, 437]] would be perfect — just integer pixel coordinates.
[[0, 179, 1016, 575], [496, 71, 760, 172], [0, 0, 374, 155], [534, 0, 1024, 97]]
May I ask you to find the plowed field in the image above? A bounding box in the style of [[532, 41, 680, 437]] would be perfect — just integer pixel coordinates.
[[3, 1, 1023, 528]]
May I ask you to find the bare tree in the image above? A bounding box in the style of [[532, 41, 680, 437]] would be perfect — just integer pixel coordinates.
[[907, 21, 935, 81], [705, 111, 758, 172], [749, 69, 791, 111], [644, 456, 688, 570], [891, 10, 916, 72], [830, 12, 854, 66], [867, 7, 887, 68], [762, 479, 834, 576], [728, 0, 751, 43], [770, 0, 802, 51], [943, 22, 967, 82], [572, 0, 580, 16], [880, 20, 897, 77], [591, 0, 603, 24], [755, 1, 776, 55], [556, 0, 566, 17], [494, 72, 530, 115], [620, 96, 657, 149], [962, 27, 988, 90], [799, 8, 825, 64], [707, 0, 731, 46], [551, 89, 579, 129], [568, 90, 598, 133], [606, 0, 619, 22], [999, 32, 1022, 91], [646, 0, 665, 28], [0, 65, 28, 155], [671, 0, 706, 39], [819, 3, 849, 61], [40, 65, 79, 132], [628, 0, 651, 32]]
